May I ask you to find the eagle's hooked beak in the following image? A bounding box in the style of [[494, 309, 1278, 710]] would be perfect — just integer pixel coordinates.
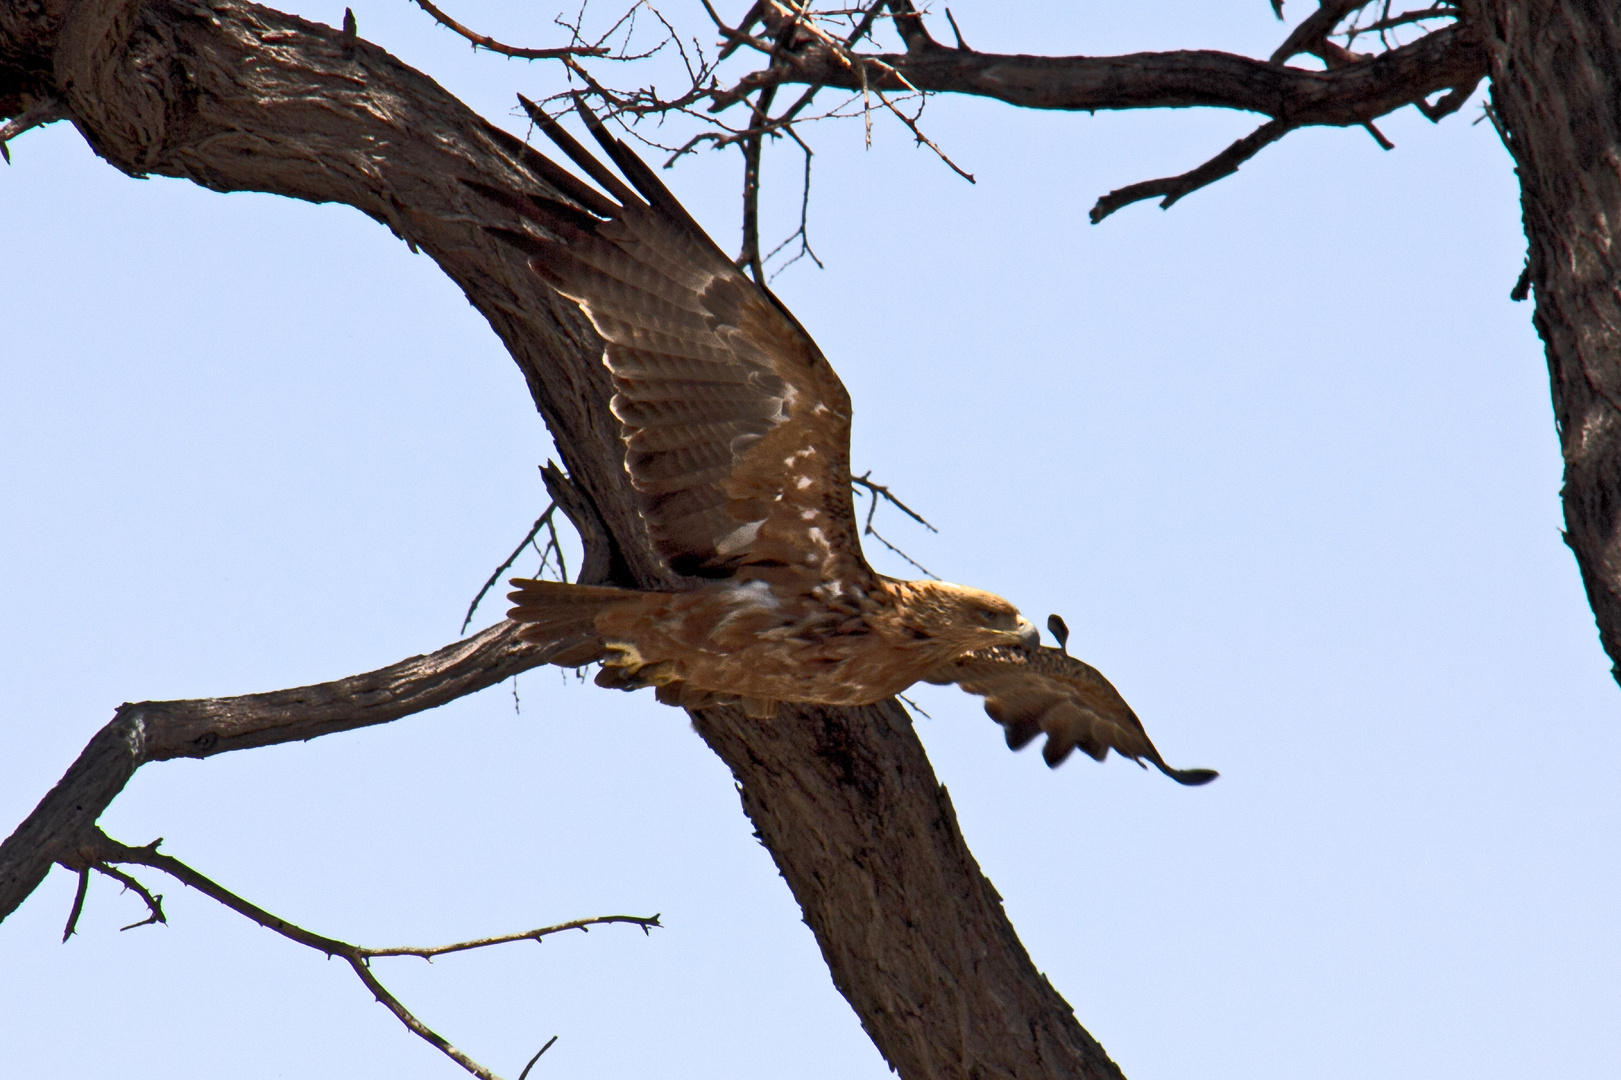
[[1015, 616, 1041, 651]]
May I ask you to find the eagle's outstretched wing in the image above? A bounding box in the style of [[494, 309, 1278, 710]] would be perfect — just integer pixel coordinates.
[[926, 644, 1218, 785], [473, 100, 871, 590]]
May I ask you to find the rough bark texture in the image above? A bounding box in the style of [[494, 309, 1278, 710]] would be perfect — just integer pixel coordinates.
[[10, 0, 1617, 1075], [691, 700, 1114, 1079], [0, 2, 1122, 1077], [0, 621, 547, 919], [731, 20, 1485, 125], [1478, 0, 1621, 684]]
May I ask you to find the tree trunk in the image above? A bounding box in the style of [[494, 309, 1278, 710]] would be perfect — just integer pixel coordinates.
[[0, 2, 1121, 1077], [1479, 0, 1621, 684]]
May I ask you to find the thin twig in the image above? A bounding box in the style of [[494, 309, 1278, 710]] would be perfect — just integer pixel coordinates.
[[1090, 117, 1295, 223], [542, 508, 570, 585], [1341, 4, 1457, 43], [866, 526, 939, 579], [0, 97, 69, 164], [344, 953, 501, 1079], [872, 85, 973, 182], [518, 1037, 560, 1080], [463, 502, 560, 634], [60, 868, 90, 942], [92, 863, 166, 931], [409, 0, 609, 59], [843, 0, 888, 49], [709, 0, 769, 61], [850, 473, 938, 577], [765, 135, 825, 279], [361, 914, 663, 960], [897, 692, 931, 719], [547, 1, 973, 277], [75, 829, 657, 1080], [853, 472, 937, 532]]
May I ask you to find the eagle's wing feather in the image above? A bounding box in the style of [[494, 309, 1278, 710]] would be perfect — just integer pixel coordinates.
[[475, 102, 869, 589], [928, 645, 1218, 785]]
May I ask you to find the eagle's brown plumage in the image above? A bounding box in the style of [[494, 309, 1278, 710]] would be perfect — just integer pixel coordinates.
[[486, 99, 1214, 783], [925, 644, 1217, 785]]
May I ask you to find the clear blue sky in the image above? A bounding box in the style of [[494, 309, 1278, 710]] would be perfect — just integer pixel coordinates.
[[3, 4, 1616, 1079]]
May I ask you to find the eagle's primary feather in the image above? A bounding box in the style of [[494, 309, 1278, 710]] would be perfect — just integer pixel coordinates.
[[486, 98, 1214, 782], [925, 645, 1217, 784]]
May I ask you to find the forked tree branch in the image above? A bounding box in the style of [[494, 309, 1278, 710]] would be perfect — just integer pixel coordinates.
[[63, 828, 656, 1080], [408, 0, 609, 59], [0, 618, 557, 923], [1090, 117, 1297, 222], [0, 3, 1381, 1077], [686, 8, 1483, 123], [422, 1, 1487, 271]]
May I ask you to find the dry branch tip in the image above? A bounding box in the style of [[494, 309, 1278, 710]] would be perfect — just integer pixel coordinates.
[[67, 828, 653, 1080], [518, 1036, 560, 1080]]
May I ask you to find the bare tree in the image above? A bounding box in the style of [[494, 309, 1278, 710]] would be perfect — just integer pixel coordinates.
[[1, 2, 1615, 1079]]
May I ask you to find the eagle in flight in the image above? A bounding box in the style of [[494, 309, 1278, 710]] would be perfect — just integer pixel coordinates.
[[481, 100, 1215, 786]]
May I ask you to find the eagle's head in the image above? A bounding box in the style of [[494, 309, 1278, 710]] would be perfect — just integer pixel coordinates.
[[896, 580, 1042, 658]]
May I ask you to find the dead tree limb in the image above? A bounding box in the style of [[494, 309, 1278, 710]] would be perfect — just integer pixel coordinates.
[[463, 1, 1486, 269], [0, 619, 551, 922], [709, 6, 1485, 122], [63, 827, 656, 1080], [1, 3, 1125, 1077]]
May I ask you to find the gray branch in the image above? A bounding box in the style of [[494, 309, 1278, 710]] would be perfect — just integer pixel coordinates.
[[1, 620, 551, 921]]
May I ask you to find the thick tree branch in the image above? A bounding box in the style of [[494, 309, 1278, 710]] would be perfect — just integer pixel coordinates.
[[714, 19, 1484, 125], [1478, 0, 1621, 685], [689, 699, 1125, 1079], [545, 2, 1483, 246], [0, 3, 1165, 1076], [0, 619, 557, 922]]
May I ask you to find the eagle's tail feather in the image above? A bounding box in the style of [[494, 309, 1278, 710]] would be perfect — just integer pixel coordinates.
[[506, 578, 640, 664]]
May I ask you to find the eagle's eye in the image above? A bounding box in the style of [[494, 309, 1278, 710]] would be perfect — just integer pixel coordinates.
[[977, 607, 1006, 626]]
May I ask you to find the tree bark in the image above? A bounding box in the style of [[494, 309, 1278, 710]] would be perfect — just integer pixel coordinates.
[[0, 621, 548, 920], [0, 2, 1122, 1077], [12, 0, 1616, 1074], [692, 701, 1116, 1079], [723, 18, 1484, 125], [1478, 0, 1621, 684]]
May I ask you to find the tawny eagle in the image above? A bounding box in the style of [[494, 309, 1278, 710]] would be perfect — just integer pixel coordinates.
[[482, 100, 1214, 785]]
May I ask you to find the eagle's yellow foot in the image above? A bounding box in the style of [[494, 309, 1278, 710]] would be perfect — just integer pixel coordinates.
[[595, 642, 678, 691]]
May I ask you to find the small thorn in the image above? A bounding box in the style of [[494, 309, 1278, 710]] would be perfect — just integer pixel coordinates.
[[1362, 121, 1394, 151]]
